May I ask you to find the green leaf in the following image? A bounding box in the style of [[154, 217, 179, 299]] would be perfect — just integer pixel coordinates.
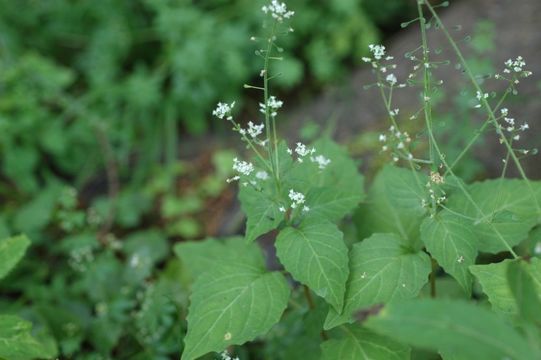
[[356, 166, 427, 248], [306, 187, 364, 223], [420, 211, 478, 294], [239, 184, 284, 242], [285, 138, 364, 222], [174, 236, 260, 281], [325, 233, 431, 329], [275, 218, 349, 311], [0, 315, 57, 360], [321, 325, 410, 360], [365, 298, 538, 360], [182, 247, 290, 360], [0, 235, 31, 280], [471, 258, 541, 315], [446, 179, 541, 253], [507, 260, 541, 324]]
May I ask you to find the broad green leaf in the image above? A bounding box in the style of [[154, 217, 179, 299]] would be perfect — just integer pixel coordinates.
[[507, 260, 541, 324], [325, 233, 431, 329], [365, 298, 538, 360], [174, 236, 259, 281], [356, 166, 427, 248], [0, 235, 30, 280], [321, 325, 410, 360], [263, 296, 327, 359], [446, 179, 541, 253], [420, 211, 478, 294], [284, 138, 364, 221], [182, 249, 290, 360], [471, 258, 541, 315], [0, 315, 57, 360], [239, 184, 284, 242], [306, 187, 363, 223], [275, 219, 349, 311]]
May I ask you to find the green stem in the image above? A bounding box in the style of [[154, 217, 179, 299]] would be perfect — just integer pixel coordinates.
[[418, 2, 519, 258], [424, 0, 541, 219], [446, 87, 512, 176], [262, 21, 279, 182]]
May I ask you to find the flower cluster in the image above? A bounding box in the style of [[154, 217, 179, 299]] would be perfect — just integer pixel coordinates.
[[379, 126, 414, 162], [292, 142, 315, 158], [368, 44, 386, 60], [311, 154, 331, 170], [474, 91, 489, 108], [430, 171, 445, 185], [278, 189, 309, 213], [232, 158, 254, 176], [262, 0, 294, 22], [422, 170, 448, 211], [242, 121, 265, 138], [260, 96, 283, 117], [227, 158, 256, 184], [386, 74, 397, 86], [497, 108, 529, 142], [212, 102, 235, 120], [362, 44, 405, 89], [495, 56, 532, 84], [286, 142, 331, 170]]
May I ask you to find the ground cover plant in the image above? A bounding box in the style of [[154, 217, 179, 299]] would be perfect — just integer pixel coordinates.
[[2, 0, 541, 359]]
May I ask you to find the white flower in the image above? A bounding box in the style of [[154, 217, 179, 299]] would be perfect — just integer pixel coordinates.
[[386, 73, 397, 86], [260, 96, 283, 117], [262, 0, 294, 22], [310, 154, 331, 170], [247, 121, 264, 138], [255, 171, 269, 180], [212, 102, 236, 120], [294, 142, 315, 159], [232, 158, 254, 176], [288, 189, 305, 209], [368, 44, 386, 60], [476, 91, 488, 101], [504, 117, 515, 125], [267, 96, 283, 110]]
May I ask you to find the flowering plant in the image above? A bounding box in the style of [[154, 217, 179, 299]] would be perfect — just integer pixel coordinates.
[[177, 1, 541, 359]]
